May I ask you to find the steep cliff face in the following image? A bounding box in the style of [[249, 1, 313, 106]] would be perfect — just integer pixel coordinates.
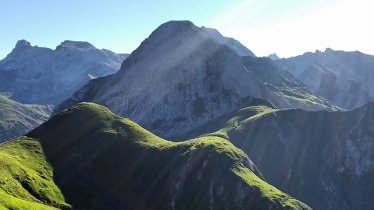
[[0, 40, 127, 105], [57, 20, 335, 138], [0, 95, 52, 142], [188, 101, 374, 210], [0, 102, 310, 210], [277, 49, 374, 110]]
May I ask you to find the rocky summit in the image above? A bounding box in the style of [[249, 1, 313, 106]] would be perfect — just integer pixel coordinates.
[[57, 20, 335, 139]]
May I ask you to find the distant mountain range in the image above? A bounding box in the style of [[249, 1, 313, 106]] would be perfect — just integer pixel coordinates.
[[0, 95, 52, 142], [0, 40, 127, 140], [276, 48, 374, 110], [0, 102, 311, 210], [57, 20, 336, 139], [0, 40, 127, 105]]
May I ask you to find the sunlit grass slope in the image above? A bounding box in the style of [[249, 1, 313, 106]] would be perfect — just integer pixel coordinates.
[[178, 105, 278, 140], [0, 102, 310, 209], [0, 137, 70, 209]]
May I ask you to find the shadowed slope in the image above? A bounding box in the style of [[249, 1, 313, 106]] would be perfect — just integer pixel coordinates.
[[26, 102, 310, 210], [0, 95, 52, 142], [191, 102, 374, 210]]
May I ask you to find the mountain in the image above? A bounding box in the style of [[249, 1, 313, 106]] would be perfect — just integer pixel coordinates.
[[276, 48, 374, 110], [0, 102, 311, 210], [185, 101, 374, 210], [57, 20, 336, 139], [201, 27, 256, 57], [0, 95, 52, 142], [268, 53, 280, 60], [0, 40, 128, 105]]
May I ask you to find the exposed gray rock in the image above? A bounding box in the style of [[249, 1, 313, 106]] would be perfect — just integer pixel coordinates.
[[276, 48, 374, 110], [57, 20, 336, 139], [201, 27, 256, 57], [0, 40, 128, 105], [0, 95, 52, 142]]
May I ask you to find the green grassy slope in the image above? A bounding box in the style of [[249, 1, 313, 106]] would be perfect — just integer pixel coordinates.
[[0, 95, 52, 141], [177, 105, 278, 140], [0, 137, 70, 209], [10, 102, 311, 210], [0, 102, 311, 209]]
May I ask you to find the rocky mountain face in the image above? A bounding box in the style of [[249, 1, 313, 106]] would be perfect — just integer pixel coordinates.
[[0, 40, 127, 105], [57, 20, 335, 139], [201, 27, 256, 57], [0, 95, 52, 142], [0, 102, 311, 210], [276, 49, 374, 110], [186, 101, 374, 210]]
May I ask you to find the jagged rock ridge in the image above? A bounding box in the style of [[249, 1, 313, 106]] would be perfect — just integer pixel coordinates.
[[276, 48, 374, 110], [0, 39, 128, 105]]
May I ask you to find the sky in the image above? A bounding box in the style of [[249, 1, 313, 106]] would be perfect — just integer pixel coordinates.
[[0, 0, 373, 59]]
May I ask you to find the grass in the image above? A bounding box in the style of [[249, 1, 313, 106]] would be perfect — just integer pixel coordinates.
[[216, 106, 277, 137], [271, 85, 337, 110], [0, 102, 310, 209], [232, 166, 310, 209], [179, 105, 278, 140], [0, 137, 70, 209]]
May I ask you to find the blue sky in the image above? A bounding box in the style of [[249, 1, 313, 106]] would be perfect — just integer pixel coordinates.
[[1, 0, 373, 59]]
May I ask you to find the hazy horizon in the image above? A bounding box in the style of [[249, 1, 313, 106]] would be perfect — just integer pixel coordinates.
[[1, 0, 373, 59]]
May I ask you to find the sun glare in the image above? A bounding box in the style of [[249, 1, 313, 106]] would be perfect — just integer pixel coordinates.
[[209, 0, 374, 57]]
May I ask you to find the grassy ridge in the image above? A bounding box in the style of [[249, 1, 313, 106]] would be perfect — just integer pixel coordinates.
[[0, 137, 70, 209], [0, 103, 310, 209], [178, 105, 277, 140]]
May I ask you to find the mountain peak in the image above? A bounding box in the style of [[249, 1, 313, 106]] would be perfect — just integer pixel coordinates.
[[149, 20, 199, 38], [325, 47, 333, 52], [268, 53, 280, 60], [14, 39, 31, 49], [56, 40, 96, 50], [159, 20, 196, 30]]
